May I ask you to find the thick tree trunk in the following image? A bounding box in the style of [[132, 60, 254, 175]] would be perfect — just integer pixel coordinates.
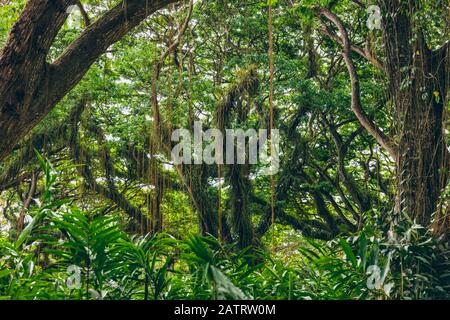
[[229, 162, 255, 249], [380, 1, 449, 226], [0, 0, 177, 161], [189, 164, 221, 238]]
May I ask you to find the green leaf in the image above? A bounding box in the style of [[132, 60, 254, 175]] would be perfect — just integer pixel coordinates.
[[339, 238, 357, 268]]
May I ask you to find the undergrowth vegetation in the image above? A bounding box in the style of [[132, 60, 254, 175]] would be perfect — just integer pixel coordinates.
[[0, 0, 449, 301], [1, 158, 448, 300]]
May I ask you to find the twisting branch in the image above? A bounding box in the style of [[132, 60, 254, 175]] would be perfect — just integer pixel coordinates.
[[308, 160, 360, 222], [68, 102, 148, 231], [318, 7, 397, 161], [147, 0, 194, 233], [0, 0, 179, 161], [151, 0, 194, 129], [321, 116, 369, 217], [75, 0, 91, 26], [321, 25, 384, 70], [145, 0, 221, 235]]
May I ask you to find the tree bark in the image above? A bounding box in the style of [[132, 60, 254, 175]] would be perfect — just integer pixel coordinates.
[[380, 0, 449, 226], [0, 0, 178, 161], [320, 3, 449, 229]]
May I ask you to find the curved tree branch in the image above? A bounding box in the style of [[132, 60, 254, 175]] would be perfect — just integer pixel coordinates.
[[321, 25, 384, 70], [318, 7, 398, 161], [151, 0, 193, 131], [0, 0, 179, 161]]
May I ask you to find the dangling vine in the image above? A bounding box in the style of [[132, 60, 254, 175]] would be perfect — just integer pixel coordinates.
[[268, 0, 276, 252]]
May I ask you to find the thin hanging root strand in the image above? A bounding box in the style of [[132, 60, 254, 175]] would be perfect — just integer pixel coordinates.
[[268, 2, 276, 253], [218, 163, 222, 242], [145, 0, 194, 235]]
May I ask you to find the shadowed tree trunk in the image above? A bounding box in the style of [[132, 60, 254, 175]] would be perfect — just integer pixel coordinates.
[[319, 2, 449, 231], [229, 159, 254, 249], [0, 0, 178, 161], [380, 0, 449, 227]]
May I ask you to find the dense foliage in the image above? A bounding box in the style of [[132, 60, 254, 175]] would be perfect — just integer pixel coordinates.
[[0, 0, 448, 300]]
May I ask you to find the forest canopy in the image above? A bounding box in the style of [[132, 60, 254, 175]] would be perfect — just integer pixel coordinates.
[[0, 0, 449, 301]]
